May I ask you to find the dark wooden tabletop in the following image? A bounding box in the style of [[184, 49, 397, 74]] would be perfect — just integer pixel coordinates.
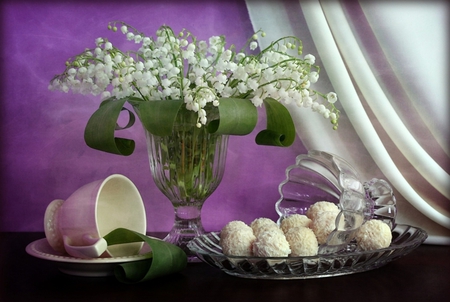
[[1, 232, 449, 302]]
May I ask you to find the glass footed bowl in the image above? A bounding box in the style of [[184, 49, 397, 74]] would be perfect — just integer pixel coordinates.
[[187, 224, 427, 279], [275, 150, 398, 254]]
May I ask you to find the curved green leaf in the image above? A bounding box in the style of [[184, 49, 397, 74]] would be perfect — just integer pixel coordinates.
[[84, 96, 295, 155], [115, 107, 135, 130], [207, 98, 258, 135], [84, 98, 136, 155], [104, 228, 187, 284], [131, 99, 184, 137], [255, 98, 296, 147]]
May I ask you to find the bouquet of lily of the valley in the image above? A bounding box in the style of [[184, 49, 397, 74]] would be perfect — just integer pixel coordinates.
[[49, 21, 339, 155]]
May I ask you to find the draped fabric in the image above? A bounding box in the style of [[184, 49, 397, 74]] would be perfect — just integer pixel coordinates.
[[245, 0, 450, 244]]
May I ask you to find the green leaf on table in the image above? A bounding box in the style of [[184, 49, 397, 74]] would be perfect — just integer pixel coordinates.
[[84, 97, 136, 156], [104, 228, 187, 284], [255, 97, 296, 147]]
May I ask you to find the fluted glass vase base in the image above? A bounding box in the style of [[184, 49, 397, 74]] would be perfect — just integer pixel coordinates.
[[164, 230, 203, 263], [164, 206, 205, 262]]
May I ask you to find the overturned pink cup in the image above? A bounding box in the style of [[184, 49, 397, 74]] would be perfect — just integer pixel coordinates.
[[44, 174, 147, 259]]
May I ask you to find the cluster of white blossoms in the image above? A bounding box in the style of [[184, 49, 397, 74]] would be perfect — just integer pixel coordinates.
[[49, 22, 339, 129]]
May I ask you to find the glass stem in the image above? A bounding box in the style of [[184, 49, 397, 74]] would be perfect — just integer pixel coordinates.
[[164, 205, 205, 262]]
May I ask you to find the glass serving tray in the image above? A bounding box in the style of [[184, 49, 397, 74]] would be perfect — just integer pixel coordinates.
[[187, 224, 427, 279]]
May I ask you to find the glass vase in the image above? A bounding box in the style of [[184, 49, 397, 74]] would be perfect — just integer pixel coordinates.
[[145, 106, 228, 262]]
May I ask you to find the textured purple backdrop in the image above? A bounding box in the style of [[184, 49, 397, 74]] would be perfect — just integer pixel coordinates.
[[0, 0, 307, 232]]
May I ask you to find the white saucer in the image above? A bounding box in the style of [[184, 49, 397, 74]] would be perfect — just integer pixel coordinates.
[[26, 238, 151, 277]]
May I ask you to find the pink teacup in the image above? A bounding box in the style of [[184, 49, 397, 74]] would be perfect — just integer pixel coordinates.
[[44, 174, 147, 258]]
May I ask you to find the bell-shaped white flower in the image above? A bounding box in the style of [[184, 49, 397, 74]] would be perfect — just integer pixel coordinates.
[[327, 92, 338, 103], [304, 54, 315, 64]]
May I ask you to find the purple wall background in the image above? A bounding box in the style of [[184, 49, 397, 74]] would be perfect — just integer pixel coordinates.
[[0, 0, 307, 232]]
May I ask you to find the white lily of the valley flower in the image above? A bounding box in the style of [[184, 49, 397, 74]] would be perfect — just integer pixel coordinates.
[[309, 71, 319, 83], [50, 22, 340, 130], [327, 92, 338, 103], [304, 54, 315, 64]]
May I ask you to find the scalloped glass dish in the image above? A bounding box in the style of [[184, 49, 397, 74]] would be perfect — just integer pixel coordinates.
[[187, 224, 427, 279], [275, 150, 398, 254]]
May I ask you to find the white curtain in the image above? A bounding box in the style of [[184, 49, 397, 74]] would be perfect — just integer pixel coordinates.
[[245, 0, 450, 244]]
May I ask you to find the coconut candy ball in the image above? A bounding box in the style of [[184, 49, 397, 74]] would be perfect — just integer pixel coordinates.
[[355, 219, 392, 251], [285, 226, 319, 256], [220, 220, 251, 241], [310, 211, 339, 244], [306, 201, 340, 220], [280, 214, 312, 234], [220, 225, 256, 256], [252, 229, 291, 257], [250, 217, 282, 237]]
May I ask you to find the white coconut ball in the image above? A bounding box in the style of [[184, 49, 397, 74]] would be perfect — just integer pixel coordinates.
[[220, 223, 256, 256], [252, 230, 291, 257], [220, 220, 251, 241], [250, 217, 282, 237], [280, 214, 312, 234], [306, 201, 340, 220], [355, 220, 392, 251], [310, 211, 339, 245], [285, 227, 319, 256]]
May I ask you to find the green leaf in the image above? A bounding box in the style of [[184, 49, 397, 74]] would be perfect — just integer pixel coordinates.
[[104, 228, 187, 284], [131, 99, 184, 137], [84, 96, 295, 156], [115, 107, 135, 130], [207, 98, 258, 135], [84, 98, 136, 155], [255, 98, 296, 147]]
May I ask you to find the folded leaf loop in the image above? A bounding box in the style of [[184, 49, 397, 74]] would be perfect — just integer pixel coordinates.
[[84, 97, 135, 155], [255, 98, 295, 147], [131, 99, 184, 137], [104, 228, 187, 284], [115, 107, 135, 130], [207, 98, 257, 135]]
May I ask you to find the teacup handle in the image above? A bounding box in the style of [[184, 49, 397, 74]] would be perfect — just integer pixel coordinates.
[[63, 234, 108, 258]]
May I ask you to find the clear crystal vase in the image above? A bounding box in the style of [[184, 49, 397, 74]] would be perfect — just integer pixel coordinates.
[[145, 106, 228, 262]]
